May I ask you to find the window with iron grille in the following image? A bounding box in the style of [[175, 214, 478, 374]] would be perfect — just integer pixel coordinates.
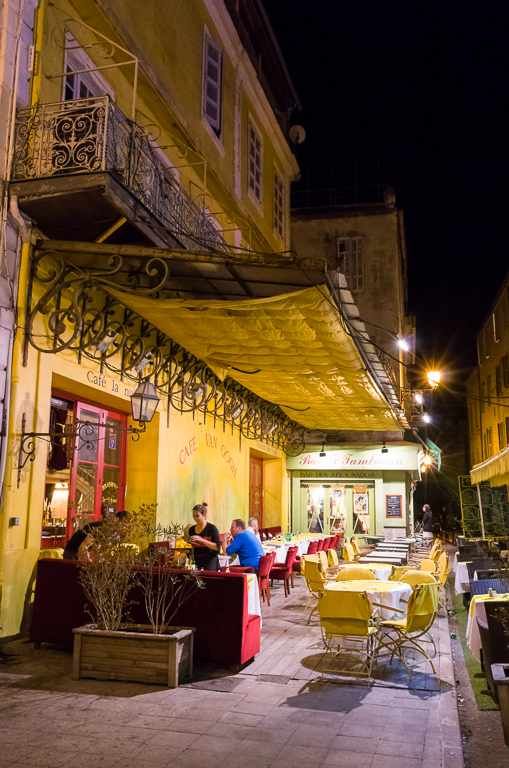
[[248, 121, 263, 202], [338, 237, 364, 292], [202, 35, 222, 134], [498, 421, 506, 451], [273, 169, 285, 238]]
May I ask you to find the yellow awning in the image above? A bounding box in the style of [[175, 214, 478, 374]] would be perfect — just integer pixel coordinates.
[[108, 285, 400, 431], [471, 445, 509, 484]]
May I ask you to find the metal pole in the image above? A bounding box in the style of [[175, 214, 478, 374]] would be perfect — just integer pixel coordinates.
[[476, 483, 486, 539]]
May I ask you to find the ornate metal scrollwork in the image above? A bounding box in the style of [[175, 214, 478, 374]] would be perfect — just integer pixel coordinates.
[[24, 250, 307, 461], [17, 413, 146, 488]]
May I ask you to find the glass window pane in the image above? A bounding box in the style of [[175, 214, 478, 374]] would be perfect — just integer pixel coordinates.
[[77, 410, 99, 462], [330, 485, 346, 533], [101, 465, 120, 517], [353, 485, 369, 534], [104, 417, 122, 466], [75, 463, 97, 516], [307, 485, 324, 533]]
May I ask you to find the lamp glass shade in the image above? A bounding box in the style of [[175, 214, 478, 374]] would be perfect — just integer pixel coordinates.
[[131, 380, 160, 423], [427, 370, 441, 388]]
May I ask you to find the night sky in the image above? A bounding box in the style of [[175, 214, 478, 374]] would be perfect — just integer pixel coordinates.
[[263, 1, 509, 380]]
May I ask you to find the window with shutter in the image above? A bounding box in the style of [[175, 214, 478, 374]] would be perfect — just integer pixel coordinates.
[[273, 169, 285, 238], [202, 35, 222, 134], [496, 365, 502, 396], [503, 354, 509, 388], [337, 237, 364, 292], [248, 120, 263, 202]]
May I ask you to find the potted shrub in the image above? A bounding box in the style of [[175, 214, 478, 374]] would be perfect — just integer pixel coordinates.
[[72, 509, 204, 687]]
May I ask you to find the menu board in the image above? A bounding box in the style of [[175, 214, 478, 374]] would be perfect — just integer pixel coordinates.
[[386, 494, 402, 518]]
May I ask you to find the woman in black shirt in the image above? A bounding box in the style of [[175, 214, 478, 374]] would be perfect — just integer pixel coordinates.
[[188, 502, 221, 571]]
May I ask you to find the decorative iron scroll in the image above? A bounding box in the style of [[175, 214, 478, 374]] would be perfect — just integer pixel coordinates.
[[17, 413, 146, 488], [12, 96, 228, 253], [24, 250, 307, 458]]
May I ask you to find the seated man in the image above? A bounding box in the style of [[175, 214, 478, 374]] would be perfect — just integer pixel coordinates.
[[223, 518, 264, 573], [247, 517, 261, 541]]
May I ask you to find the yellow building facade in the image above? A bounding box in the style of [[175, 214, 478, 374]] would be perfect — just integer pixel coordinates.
[[1, 0, 300, 639]]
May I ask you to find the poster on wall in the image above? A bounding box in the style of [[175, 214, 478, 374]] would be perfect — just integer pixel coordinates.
[[386, 494, 403, 518], [353, 485, 369, 533]]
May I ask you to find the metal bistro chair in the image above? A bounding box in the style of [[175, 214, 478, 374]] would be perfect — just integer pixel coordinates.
[[303, 559, 327, 624], [318, 588, 382, 680], [270, 546, 298, 596], [342, 541, 360, 563], [376, 582, 439, 679], [257, 553, 276, 606]]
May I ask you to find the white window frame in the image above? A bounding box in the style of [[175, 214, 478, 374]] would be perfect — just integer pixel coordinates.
[[202, 33, 223, 136], [337, 236, 364, 292], [63, 32, 114, 101], [273, 166, 285, 240], [247, 116, 263, 205]]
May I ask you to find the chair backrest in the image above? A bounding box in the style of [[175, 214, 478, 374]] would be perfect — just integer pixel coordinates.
[[285, 546, 298, 568], [430, 541, 442, 562], [321, 537, 329, 552], [405, 582, 439, 633], [304, 560, 326, 595], [342, 542, 356, 562], [351, 536, 361, 555], [420, 559, 436, 573], [316, 539, 324, 552], [307, 541, 319, 555], [300, 554, 319, 576], [337, 566, 375, 581], [329, 535, 338, 550], [318, 589, 374, 636], [257, 554, 273, 579], [318, 550, 329, 573], [437, 551, 450, 576], [400, 569, 437, 587], [389, 565, 410, 581], [328, 548, 339, 567]]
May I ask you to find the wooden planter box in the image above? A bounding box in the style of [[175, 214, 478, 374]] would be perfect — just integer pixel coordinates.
[[492, 664, 509, 747], [73, 624, 194, 688]]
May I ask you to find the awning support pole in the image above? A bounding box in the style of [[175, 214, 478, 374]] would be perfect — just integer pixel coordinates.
[[476, 483, 486, 539]]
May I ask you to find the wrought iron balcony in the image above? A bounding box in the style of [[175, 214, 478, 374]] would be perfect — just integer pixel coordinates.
[[12, 96, 228, 252]]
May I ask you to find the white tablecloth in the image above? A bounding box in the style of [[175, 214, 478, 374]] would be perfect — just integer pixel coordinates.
[[324, 580, 412, 620], [218, 555, 240, 568], [262, 536, 317, 564], [454, 561, 470, 594], [338, 563, 392, 581], [245, 574, 262, 626]]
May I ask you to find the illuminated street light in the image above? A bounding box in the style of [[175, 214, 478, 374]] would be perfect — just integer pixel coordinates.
[[426, 370, 441, 389], [423, 414, 431, 424], [397, 334, 410, 352]]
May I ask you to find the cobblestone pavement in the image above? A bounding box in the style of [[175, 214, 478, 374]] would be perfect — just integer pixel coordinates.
[[0, 573, 463, 768]]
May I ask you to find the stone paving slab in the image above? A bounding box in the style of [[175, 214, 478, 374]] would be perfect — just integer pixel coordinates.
[[0, 571, 464, 768]]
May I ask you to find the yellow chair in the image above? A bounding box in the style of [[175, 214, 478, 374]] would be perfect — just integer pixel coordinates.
[[342, 542, 359, 563], [318, 589, 381, 679], [376, 582, 439, 679], [303, 560, 327, 624], [352, 535, 375, 555], [328, 548, 339, 568], [420, 559, 436, 573], [337, 566, 376, 581], [400, 569, 437, 587], [389, 565, 411, 581], [436, 552, 450, 613], [429, 541, 442, 563], [300, 553, 319, 578], [437, 551, 450, 576]]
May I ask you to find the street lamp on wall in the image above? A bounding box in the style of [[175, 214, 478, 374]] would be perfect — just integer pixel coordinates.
[[426, 370, 441, 389], [130, 380, 160, 423]]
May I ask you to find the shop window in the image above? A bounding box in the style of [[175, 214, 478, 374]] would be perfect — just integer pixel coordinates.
[[202, 34, 223, 135], [329, 485, 346, 534], [307, 485, 324, 534], [338, 236, 364, 292], [249, 457, 263, 527], [42, 394, 127, 549], [248, 119, 263, 203], [353, 485, 369, 534]]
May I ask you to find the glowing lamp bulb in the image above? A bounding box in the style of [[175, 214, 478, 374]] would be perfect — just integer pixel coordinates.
[[427, 370, 441, 389], [423, 414, 431, 424], [397, 335, 410, 352]]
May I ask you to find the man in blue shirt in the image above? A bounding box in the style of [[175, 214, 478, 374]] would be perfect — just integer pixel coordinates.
[[223, 519, 264, 572]]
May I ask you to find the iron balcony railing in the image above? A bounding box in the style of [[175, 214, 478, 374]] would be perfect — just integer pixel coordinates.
[[12, 95, 228, 252]]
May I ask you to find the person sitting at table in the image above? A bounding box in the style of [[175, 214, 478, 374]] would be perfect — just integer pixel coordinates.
[[247, 517, 261, 541], [188, 502, 221, 571], [222, 518, 264, 573], [62, 521, 102, 560]]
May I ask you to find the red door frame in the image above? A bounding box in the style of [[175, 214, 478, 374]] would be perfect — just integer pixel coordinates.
[[249, 456, 263, 528]]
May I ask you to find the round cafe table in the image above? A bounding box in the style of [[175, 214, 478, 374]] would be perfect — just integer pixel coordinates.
[[324, 579, 412, 620]]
